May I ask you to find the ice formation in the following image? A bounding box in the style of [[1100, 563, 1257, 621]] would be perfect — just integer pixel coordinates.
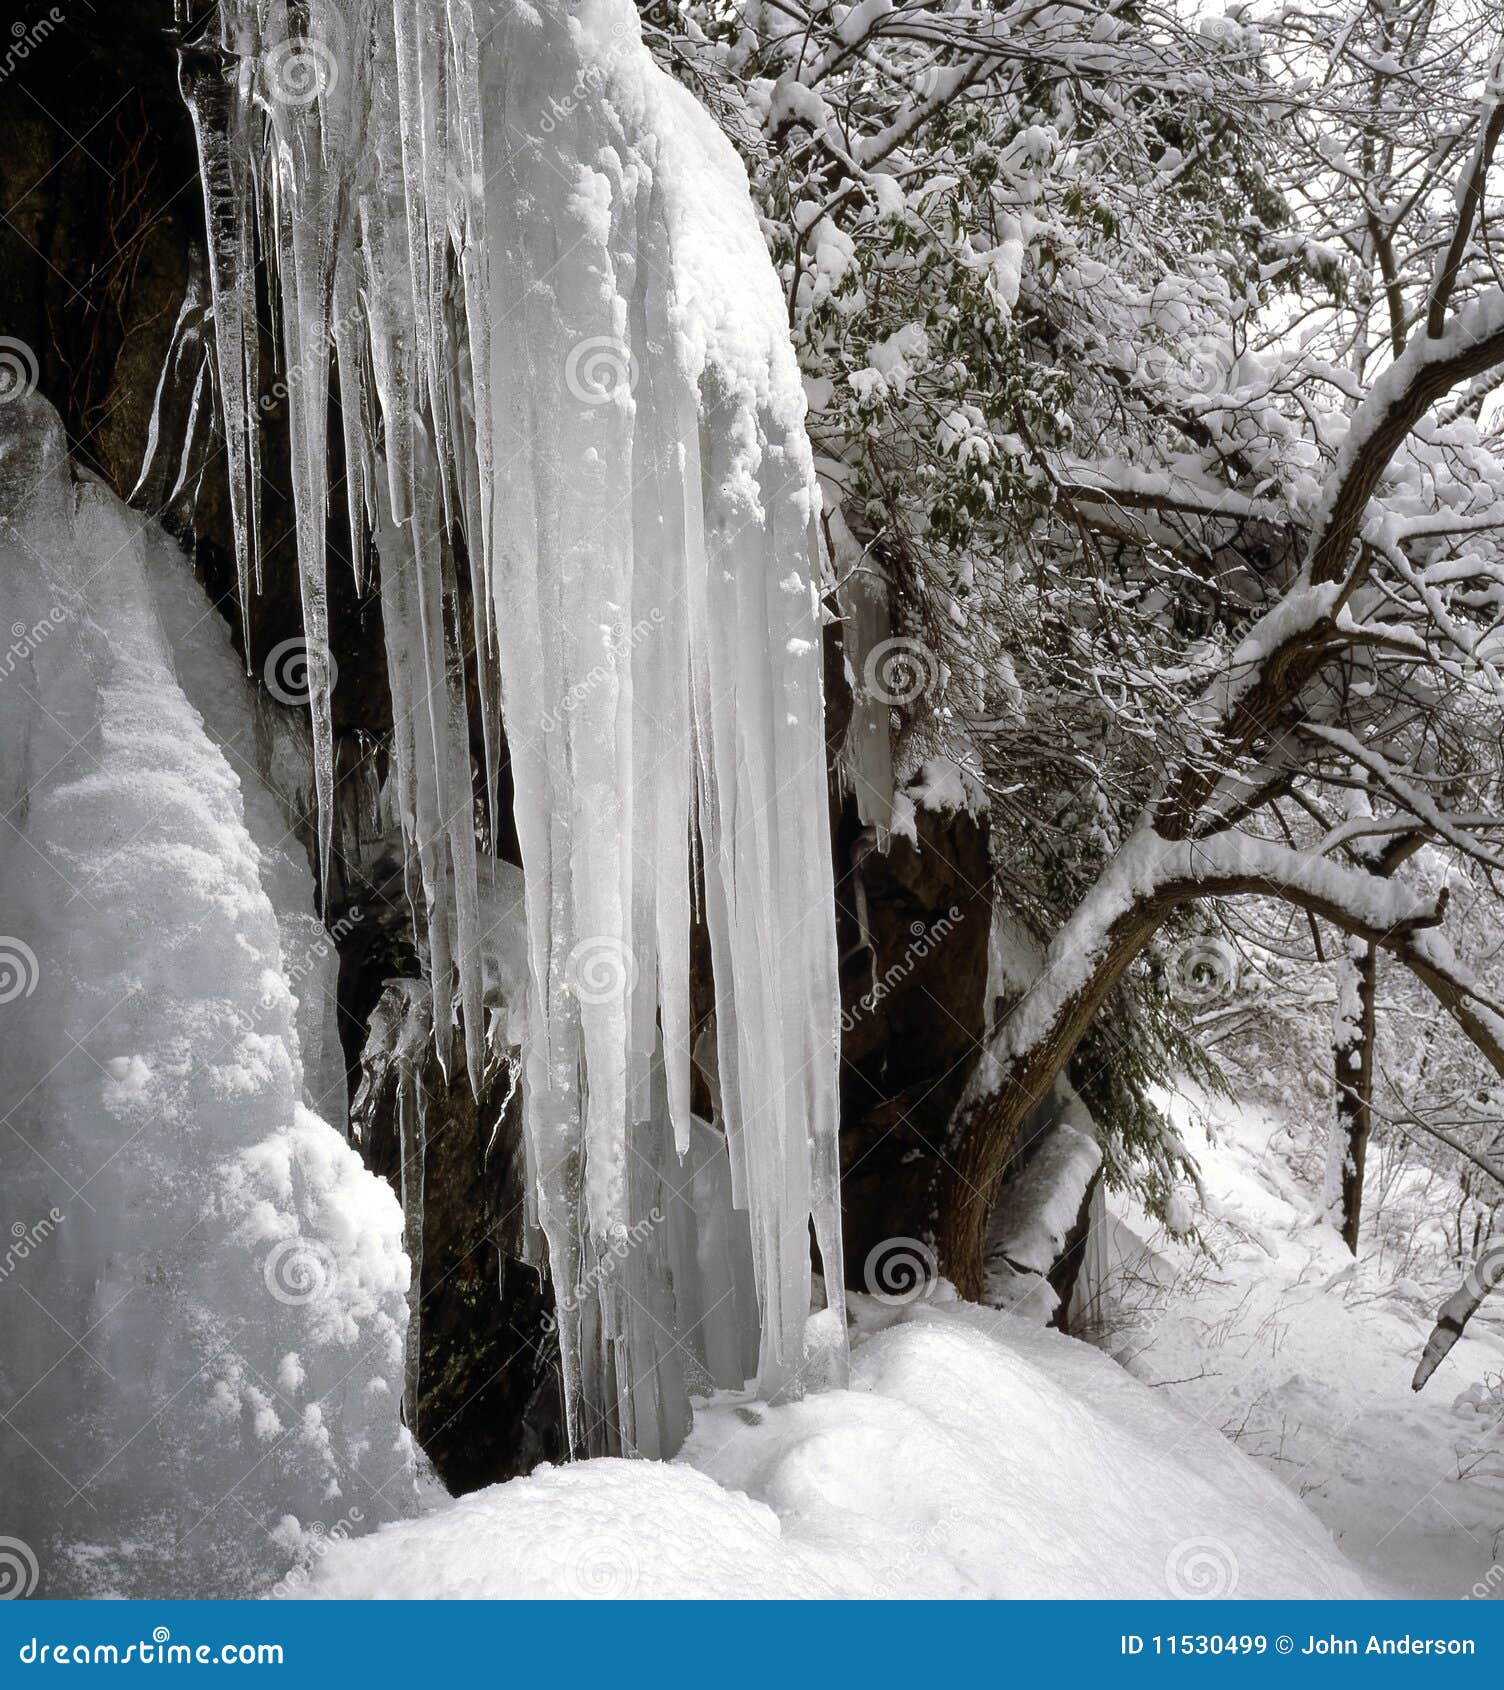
[[180, 0, 845, 1452], [0, 397, 411, 1596]]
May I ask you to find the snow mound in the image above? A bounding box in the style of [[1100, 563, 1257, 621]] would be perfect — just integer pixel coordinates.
[[0, 398, 411, 1597], [292, 1298, 1368, 1599]]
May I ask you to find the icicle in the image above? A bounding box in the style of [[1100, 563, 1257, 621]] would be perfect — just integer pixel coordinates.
[[183, 0, 847, 1461]]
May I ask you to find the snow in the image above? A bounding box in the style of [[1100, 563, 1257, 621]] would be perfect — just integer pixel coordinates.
[[0, 397, 411, 1597], [1103, 1089, 1504, 1599], [289, 1293, 1368, 1600]]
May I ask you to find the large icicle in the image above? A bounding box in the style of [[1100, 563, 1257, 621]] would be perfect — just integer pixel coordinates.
[[184, 0, 846, 1455]]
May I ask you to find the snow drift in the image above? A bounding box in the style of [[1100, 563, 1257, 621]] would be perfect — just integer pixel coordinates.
[[289, 1297, 1370, 1600], [0, 398, 411, 1597]]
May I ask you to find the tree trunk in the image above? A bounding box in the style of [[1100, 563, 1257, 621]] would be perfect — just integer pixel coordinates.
[[1327, 936, 1377, 1253]]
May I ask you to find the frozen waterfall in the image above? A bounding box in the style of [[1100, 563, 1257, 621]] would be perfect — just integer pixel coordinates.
[[181, 0, 846, 1454]]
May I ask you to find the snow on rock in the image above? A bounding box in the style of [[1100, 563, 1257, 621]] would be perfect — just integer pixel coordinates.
[[290, 1296, 1368, 1599], [0, 398, 411, 1598]]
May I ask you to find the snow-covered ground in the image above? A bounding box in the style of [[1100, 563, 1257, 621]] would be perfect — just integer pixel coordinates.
[[292, 1293, 1367, 1599], [1099, 1092, 1504, 1600]]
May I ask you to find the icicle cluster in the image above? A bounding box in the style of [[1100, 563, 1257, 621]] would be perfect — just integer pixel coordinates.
[[182, 0, 845, 1450]]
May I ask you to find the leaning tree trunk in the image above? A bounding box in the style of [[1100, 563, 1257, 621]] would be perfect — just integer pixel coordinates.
[[1327, 936, 1378, 1253]]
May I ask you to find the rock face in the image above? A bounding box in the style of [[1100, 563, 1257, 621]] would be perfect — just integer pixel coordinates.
[[833, 800, 995, 1285]]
